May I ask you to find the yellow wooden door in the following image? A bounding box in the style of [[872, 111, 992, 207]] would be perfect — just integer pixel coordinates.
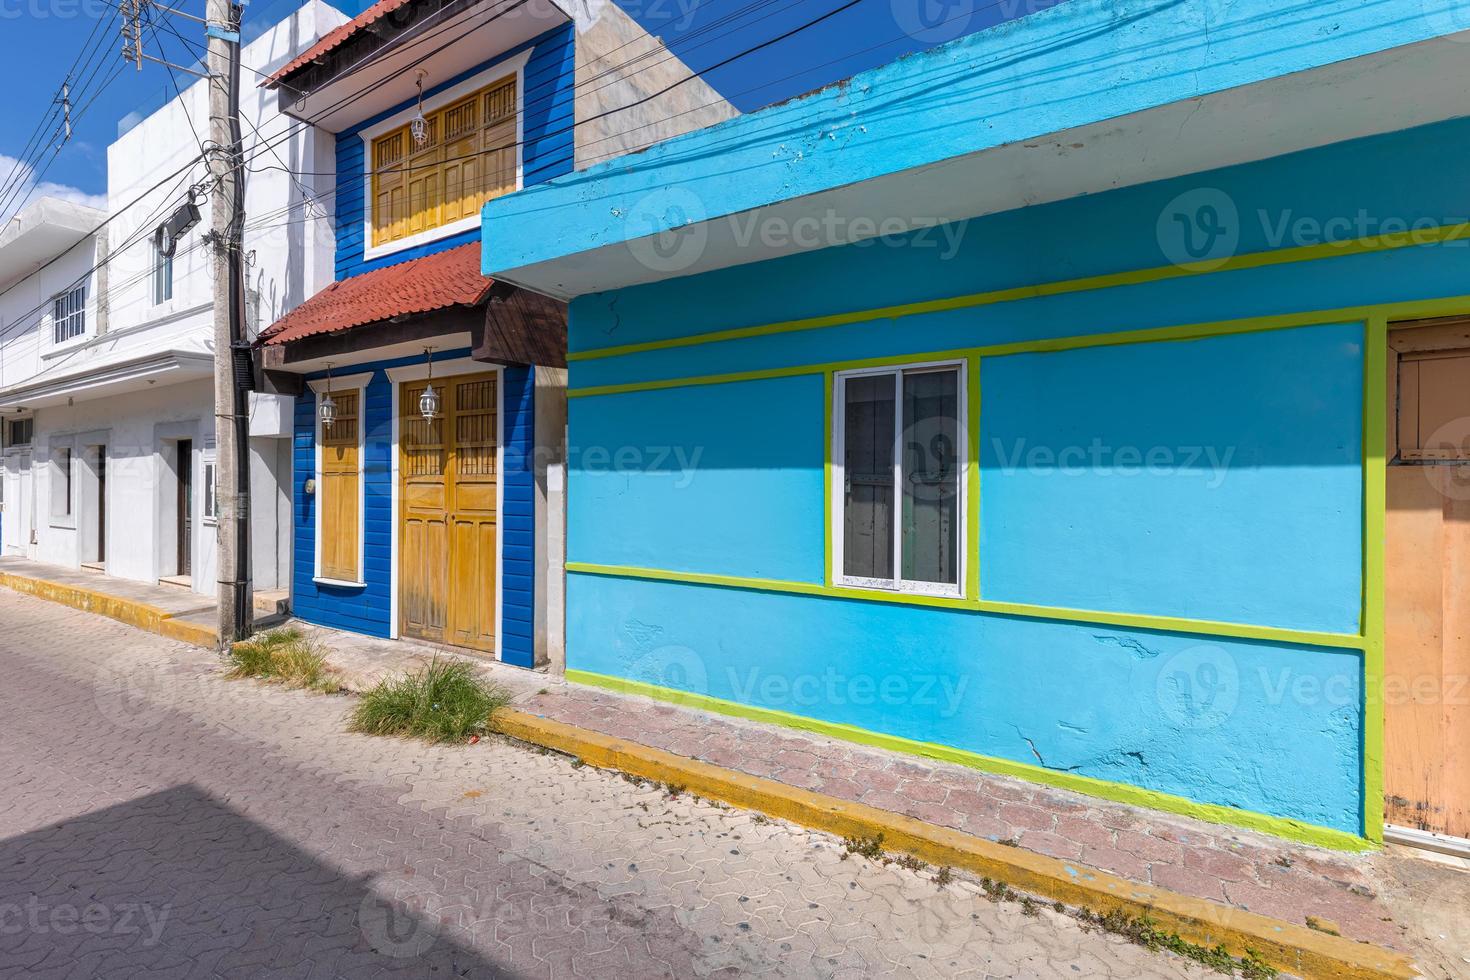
[[1385, 321, 1470, 842], [320, 391, 360, 582], [399, 374, 499, 653]]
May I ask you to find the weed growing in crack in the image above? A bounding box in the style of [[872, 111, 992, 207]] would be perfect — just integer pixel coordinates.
[[979, 878, 1015, 903], [571, 758, 586, 769], [228, 628, 341, 693], [840, 833, 885, 861], [1077, 908, 1279, 979], [894, 854, 928, 873], [934, 866, 953, 887], [1020, 897, 1039, 917]]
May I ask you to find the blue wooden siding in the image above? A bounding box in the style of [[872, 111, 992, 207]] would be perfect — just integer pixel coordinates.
[[292, 351, 538, 666], [500, 366, 536, 668], [333, 23, 575, 281]]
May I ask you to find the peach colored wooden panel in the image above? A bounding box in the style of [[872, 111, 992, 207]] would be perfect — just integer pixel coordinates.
[[1385, 332, 1470, 840]]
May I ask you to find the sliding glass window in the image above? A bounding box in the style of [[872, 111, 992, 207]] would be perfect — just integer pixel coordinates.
[[834, 362, 964, 597]]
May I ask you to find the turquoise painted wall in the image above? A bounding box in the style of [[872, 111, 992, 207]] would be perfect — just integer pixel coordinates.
[[550, 119, 1470, 839], [569, 575, 1364, 835], [979, 324, 1363, 634]]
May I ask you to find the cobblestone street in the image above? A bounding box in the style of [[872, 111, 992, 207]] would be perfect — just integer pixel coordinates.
[[0, 590, 1220, 978]]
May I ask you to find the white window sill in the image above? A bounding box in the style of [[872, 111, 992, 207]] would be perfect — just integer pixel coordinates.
[[41, 335, 91, 359], [313, 577, 366, 590], [834, 576, 963, 599], [49, 519, 76, 530], [362, 214, 482, 264]]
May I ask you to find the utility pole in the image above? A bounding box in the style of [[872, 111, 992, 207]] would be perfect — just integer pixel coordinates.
[[206, 0, 251, 648]]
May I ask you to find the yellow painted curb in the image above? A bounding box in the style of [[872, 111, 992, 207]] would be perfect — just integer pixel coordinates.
[[496, 709, 1417, 980], [0, 572, 220, 650]]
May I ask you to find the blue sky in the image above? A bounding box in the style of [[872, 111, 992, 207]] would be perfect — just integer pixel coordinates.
[[1, 0, 1057, 217], [0, 0, 363, 216]]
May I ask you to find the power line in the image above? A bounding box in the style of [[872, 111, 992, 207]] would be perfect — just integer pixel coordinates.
[[0, 6, 120, 206]]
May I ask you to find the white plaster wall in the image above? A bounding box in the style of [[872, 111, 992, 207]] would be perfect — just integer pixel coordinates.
[[102, 0, 346, 370], [30, 380, 212, 586], [0, 236, 102, 391]]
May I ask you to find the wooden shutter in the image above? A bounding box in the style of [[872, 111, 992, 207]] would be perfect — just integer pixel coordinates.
[[320, 391, 360, 582], [440, 96, 481, 223], [369, 76, 517, 247], [482, 77, 517, 202], [372, 132, 406, 247]]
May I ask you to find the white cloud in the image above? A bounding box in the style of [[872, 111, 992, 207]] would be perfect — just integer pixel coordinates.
[[0, 153, 108, 226]]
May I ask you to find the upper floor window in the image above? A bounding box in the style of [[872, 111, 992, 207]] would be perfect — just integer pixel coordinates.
[[52, 283, 86, 344], [153, 228, 174, 305], [370, 74, 518, 250], [4, 418, 32, 450]]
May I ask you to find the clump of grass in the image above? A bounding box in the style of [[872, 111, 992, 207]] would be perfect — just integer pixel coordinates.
[[348, 657, 510, 743], [933, 866, 953, 887], [229, 628, 339, 692]]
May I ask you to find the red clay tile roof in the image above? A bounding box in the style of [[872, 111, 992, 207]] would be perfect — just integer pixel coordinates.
[[258, 242, 493, 346], [266, 0, 418, 86]]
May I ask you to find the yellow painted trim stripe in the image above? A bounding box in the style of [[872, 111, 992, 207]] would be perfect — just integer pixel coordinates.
[[565, 561, 1367, 650], [563, 668, 1374, 851], [567, 221, 1470, 363], [965, 353, 982, 603], [1362, 317, 1389, 844], [568, 295, 1470, 399]]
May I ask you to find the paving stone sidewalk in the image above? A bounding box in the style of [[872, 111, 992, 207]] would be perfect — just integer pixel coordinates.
[[0, 589, 1224, 979], [294, 621, 1437, 957]]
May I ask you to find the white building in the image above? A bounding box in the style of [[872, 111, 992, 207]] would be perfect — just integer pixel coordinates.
[[0, 0, 345, 597]]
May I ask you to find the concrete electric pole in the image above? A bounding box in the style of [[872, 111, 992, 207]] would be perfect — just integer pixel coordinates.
[[205, 0, 252, 648]]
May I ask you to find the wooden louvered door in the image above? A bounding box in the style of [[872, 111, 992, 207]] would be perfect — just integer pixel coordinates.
[[320, 392, 361, 583], [399, 373, 499, 654]]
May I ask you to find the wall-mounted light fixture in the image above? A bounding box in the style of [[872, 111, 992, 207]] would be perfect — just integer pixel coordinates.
[[319, 362, 337, 430], [419, 347, 441, 422]]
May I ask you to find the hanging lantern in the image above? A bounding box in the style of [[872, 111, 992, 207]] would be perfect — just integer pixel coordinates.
[[419, 347, 441, 421], [419, 384, 440, 421], [320, 363, 337, 430], [410, 71, 429, 147]]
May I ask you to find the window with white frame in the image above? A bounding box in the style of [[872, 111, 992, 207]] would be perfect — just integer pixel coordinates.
[[52, 282, 86, 344], [834, 362, 964, 596], [50, 443, 73, 520], [152, 228, 174, 305], [202, 456, 218, 524]]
